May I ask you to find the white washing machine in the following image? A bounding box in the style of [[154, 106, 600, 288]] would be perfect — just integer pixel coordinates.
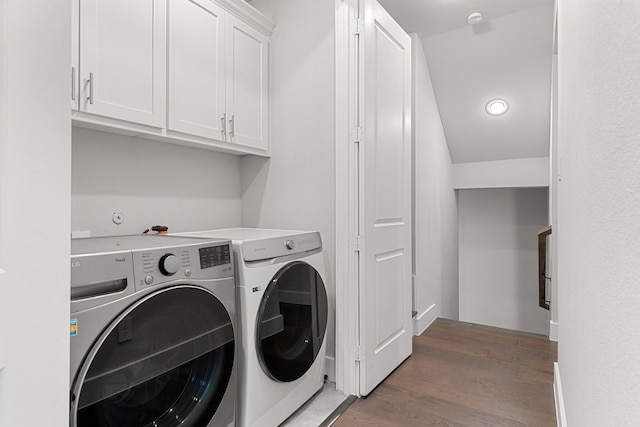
[[176, 228, 329, 427], [70, 235, 237, 427]]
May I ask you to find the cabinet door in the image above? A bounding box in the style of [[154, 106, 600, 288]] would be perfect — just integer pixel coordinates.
[[226, 15, 268, 151], [79, 0, 166, 127], [168, 0, 226, 140], [71, 0, 79, 111]]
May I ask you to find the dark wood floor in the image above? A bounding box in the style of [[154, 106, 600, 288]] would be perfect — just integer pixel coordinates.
[[334, 318, 557, 427]]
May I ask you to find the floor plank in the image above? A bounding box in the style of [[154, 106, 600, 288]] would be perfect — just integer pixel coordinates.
[[334, 319, 557, 427]]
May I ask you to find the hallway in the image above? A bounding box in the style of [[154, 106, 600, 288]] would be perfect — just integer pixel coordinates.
[[334, 319, 557, 426]]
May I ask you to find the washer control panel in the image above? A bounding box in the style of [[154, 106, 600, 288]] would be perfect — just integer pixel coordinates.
[[132, 240, 233, 290], [71, 235, 234, 294]]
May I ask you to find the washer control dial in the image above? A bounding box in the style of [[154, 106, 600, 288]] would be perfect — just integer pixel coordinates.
[[285, 239, 296, 250], [159, 253, 180, 276]]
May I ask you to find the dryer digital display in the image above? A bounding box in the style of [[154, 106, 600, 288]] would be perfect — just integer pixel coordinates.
[[199, 245, 231, 269]]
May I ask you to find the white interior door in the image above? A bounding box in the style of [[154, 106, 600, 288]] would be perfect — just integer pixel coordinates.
[[358, 0, 412, 396]]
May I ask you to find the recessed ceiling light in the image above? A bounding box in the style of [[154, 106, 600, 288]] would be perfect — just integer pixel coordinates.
[[467, 12, 483, 25], [485, 99, 509, 116]]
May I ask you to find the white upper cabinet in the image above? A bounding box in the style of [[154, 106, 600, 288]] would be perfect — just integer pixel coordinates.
[[167, 1, 269, 152], [226, 15, 268, 151], [76, 0, 166, 127], [71, 0, 79, 111], [168, 0, 227, 140], [71, 0, 273, 155]]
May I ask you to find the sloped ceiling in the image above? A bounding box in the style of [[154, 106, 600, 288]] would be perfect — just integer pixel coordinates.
[[378, 0, 555, 164]]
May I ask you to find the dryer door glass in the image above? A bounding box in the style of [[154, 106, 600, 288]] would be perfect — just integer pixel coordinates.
[[256, 261, 328, 382], [72, 286, 235, 427]]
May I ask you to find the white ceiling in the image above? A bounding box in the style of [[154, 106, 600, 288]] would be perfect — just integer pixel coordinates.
[[377, 0, 555, 164]]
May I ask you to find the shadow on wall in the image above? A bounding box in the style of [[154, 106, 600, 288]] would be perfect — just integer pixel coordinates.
[[471, 21, 493, 35], [240, 156, 271, 226]]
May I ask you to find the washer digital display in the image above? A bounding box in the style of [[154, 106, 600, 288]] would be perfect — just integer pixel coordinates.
[[199, 245, 231, 269]]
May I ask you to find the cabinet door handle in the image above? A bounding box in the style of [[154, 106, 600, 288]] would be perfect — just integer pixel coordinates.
[[221, 113, 227, 139], [87, 72, 94, 105], [229, 115, 235, 138], [71, 67, 76, 101]]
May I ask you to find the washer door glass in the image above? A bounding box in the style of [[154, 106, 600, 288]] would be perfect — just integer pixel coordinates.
[[72, 286, 234, 427], [256, 261, 328, 382]]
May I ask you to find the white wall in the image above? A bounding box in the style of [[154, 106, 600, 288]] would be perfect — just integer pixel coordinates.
[[459, 188, 549, 335], [555, 1, 640, 425], [453, 157, 550, 189], [0, 0, 71, 425], [72, 128, 242, 236], [412, 34, 459, 331], [241, 0, 337, 373]]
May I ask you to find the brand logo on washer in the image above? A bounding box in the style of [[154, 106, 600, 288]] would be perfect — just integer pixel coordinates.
[[114, 258, 126, 262], [252, 286, 261, 292], [71, 261, 80, 268]]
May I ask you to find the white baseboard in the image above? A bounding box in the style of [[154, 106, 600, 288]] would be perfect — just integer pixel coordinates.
[[554, 362, 567, 427], [550, 320, 559, 342], [325, 355, 336, 383], [413, 304, 437, 335]]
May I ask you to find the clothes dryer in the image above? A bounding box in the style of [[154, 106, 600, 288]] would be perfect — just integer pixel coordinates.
[[69, 235, 236, 427], [176, 228, 329, 427]]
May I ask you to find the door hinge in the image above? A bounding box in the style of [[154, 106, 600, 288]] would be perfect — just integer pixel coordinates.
[[350, 126, 363, 144], [350, 18, 363, 36], [353, 344, 362, 361], [351, 235, 363, 252]]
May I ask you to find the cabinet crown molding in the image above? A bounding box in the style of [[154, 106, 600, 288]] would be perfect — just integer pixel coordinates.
[[216, 0, 275, 35]]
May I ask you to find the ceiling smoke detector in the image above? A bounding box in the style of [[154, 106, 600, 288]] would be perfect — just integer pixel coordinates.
[[485, 99, 509, 116], [467, 12, 483, 25]]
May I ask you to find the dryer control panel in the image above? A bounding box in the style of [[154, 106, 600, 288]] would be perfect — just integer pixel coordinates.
[[240, 231, 322, 262]]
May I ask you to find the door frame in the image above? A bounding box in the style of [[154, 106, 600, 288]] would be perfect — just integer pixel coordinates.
[[335, 0, 361, 396]]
